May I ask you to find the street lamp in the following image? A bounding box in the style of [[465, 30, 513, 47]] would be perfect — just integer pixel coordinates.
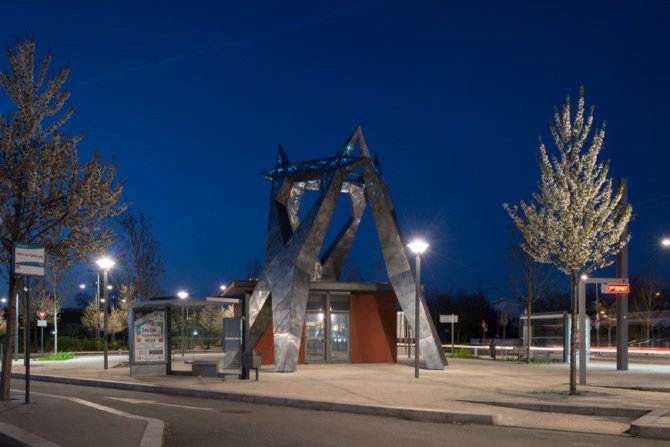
[[219, 284, 226, 292], [662, 238, 670, 247], [407, 239, 429, 379], [178, 290, 189, 357], [96, 256, 115, 370]]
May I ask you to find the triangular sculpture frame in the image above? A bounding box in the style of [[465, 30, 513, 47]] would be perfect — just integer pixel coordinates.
[[248, 127, 446, 372]]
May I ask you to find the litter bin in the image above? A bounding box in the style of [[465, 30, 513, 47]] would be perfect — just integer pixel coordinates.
[[242, 352, 262, 380]]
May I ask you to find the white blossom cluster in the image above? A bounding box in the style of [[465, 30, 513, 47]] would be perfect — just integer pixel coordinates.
[[0, 39, 125, 269], [504, 88, 632, 279]]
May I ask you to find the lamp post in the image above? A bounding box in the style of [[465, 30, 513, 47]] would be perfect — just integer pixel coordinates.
[[178, 290, 188, 357], [407, 239, 429, 379], [96, 257, 115, 370]]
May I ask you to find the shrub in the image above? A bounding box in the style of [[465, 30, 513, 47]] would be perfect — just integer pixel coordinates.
[[447, 348, 478, 359], [38, 352, 75, 361]]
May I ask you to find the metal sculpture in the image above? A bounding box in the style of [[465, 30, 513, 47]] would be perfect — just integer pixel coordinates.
[[249, 128, 446, 372]]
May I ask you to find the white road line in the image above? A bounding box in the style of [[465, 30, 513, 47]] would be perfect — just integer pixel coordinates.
[[107, 397, 214, 411], [11, 389, 164, 447]]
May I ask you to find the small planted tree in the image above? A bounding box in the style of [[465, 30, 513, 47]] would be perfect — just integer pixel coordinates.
[[0, 38, 125, 399], [504, 88, 632, 394], [631, 273, 663, 342]]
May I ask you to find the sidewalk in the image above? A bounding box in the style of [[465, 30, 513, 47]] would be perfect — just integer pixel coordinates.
[[3, 354, 670, 443]]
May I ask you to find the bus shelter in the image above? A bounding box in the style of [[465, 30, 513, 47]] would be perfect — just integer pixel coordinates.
[[129, 294, 257, 379]]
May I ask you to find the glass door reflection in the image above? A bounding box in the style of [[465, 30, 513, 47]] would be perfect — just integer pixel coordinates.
[[305, 312, 325, 362], [330, 313, 350, 361]]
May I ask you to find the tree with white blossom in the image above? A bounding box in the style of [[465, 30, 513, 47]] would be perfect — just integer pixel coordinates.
[[0, 38, 125, 399], [504, 88, 632, 395]]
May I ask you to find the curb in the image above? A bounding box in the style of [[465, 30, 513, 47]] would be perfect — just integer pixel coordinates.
[[467, 399, 670, 440], [630, 409, 670, 440], [12, 373, 500, 426], [464, 400, 649, 418]]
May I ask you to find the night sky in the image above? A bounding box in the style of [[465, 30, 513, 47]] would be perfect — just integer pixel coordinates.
[[1, 0, 669, 300]]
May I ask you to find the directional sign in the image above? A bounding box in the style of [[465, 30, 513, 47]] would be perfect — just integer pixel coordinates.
[[601, 283, 630, 294], [440, 314, 458, 323], [37, 310, 47, 320], [12, 243, 45, 276]]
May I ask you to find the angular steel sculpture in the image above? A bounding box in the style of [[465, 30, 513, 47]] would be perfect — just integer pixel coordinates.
[[249, 128, 446, 372]]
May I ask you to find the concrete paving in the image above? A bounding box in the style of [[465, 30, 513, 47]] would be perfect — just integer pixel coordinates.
[[2, 354, 670, 445]]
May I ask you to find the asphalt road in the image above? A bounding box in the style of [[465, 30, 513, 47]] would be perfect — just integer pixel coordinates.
[[1, 380, 668, 447]]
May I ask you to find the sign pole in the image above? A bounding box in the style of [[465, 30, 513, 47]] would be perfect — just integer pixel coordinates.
[[14, 290, 19, 361], [615, 179, 629, 371], [24, 277, 30, 404], [451, 318, 454, 352]]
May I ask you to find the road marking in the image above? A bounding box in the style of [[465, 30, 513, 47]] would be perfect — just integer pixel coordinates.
[[107, 397, 214, 411], [11, 389, 164, 447]]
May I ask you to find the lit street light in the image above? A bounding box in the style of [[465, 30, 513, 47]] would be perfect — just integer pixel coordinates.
[[178, 290, 189, 357], [662, 238, 670, 247], [407, 239, 429, 379], [96, 257, 115, 370]]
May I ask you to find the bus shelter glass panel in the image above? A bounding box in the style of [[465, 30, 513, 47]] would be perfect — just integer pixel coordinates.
[[169, 304, 235, 374]]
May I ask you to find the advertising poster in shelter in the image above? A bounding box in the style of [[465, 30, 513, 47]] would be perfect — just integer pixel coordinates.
[[134, 310, 166, 363]]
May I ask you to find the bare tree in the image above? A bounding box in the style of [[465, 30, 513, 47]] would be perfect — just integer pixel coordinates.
[[631, 273, 663, 342], [507, 228, 554, 363], [504, 88, 632, 395], [0, 39, 125, 399], [43, 256, 70, 354], [0, 310, 6, 336], [595, 299, 616, 346], [114, 210, 164, 302]]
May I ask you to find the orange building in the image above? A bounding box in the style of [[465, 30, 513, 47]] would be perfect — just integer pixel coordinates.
[[224, 280, 398, 365]]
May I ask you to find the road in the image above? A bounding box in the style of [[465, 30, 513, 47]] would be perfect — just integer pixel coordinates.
[[0, 380, 667, 447]]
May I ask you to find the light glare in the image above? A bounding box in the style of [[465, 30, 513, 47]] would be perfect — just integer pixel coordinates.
[[96, 257, 115, 271], [407, 239, 429, 255]]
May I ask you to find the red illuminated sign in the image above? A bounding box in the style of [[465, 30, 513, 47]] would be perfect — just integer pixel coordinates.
[[605, 283, 630, 294]]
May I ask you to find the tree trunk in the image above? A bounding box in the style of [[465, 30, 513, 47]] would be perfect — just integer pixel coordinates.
[[569, 272, 578, 395], [526, 287, 532, 364], [1, 274, 20, 400]]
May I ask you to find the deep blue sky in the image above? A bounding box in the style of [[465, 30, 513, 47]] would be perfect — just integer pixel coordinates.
[[2, 0, 670, 300]]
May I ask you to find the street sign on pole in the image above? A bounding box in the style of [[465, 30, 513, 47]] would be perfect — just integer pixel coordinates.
[[440, 314, 458, 323], [12, 243, 45, 276], [37, 310, 47, 320], [439, 314, 459, 352]]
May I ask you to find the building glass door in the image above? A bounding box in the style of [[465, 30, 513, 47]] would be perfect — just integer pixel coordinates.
[[304, 293, 350, 363]]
